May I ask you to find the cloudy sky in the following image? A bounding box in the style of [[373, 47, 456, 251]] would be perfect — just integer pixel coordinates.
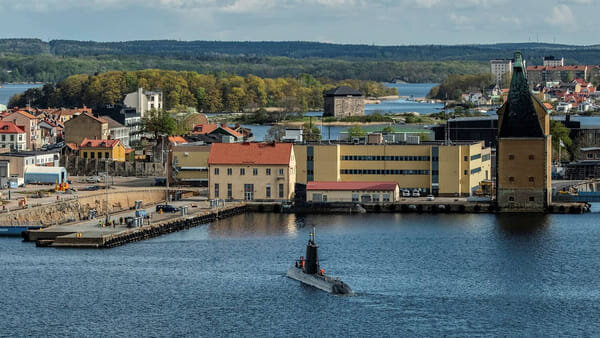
[[0, 0, 597, 45]]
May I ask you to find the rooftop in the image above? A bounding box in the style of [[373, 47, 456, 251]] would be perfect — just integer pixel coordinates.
[[323, 86, 363, 97], [209, 142, 292, 165], [307, 181, 398, 191], [99, 115, 125, 129], [0, 121, 25, 134], [80, 138, 120, 148]]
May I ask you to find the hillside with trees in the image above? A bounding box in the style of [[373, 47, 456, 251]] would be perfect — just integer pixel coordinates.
[[2, 39, 600, 84], [7, 70, 396, 113]]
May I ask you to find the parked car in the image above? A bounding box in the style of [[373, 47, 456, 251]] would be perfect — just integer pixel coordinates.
[[412, 189, 420, 197], [426, 195, 435, 201], [82, 185, 101, 191], [402, 189, 411, 197], [86, 176, 102, 183], [156, 204, 180, 213], [135, 210, 147, 218]]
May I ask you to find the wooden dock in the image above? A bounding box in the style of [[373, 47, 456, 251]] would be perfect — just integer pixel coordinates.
[[25, 203, 246, 249]]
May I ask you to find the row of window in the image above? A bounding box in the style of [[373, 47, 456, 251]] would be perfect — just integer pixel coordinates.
[[214, 168, 285, 176], [340, 169, 430, 175], [214, 183, 285, 198], [0, 135, 21, 142], [341, 155, 430, 161], [83, 151, 111, 159]]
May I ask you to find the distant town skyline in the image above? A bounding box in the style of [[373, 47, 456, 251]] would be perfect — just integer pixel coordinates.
[[0, 0, 598, 45]]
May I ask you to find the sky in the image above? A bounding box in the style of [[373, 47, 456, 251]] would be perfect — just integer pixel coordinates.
[[0, 0, 598, 45]]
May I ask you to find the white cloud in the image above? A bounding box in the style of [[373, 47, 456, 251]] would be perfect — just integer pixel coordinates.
[[545, 4, 575, 30]]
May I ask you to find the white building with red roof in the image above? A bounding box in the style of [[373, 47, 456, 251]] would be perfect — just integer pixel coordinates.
[[0, 121, 26, 151], [306, 181, 400, 203]]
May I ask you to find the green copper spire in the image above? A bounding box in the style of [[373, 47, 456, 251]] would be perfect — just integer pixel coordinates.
[[499, 52, 544, 138]]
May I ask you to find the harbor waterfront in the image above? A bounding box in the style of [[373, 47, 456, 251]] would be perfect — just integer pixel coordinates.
[[3, 209, 600, 336]]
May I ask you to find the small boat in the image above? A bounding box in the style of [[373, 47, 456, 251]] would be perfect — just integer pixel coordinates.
[[286, 227, 352, 295]]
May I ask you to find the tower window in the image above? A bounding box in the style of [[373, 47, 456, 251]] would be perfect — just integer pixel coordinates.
[[509, 177, 515, 182], [529, 196, 535, 202], [529, 155, 535, 160], [509, 196, 515, 201], [528, 177, 535, 182], [508, 154, 515, 160]]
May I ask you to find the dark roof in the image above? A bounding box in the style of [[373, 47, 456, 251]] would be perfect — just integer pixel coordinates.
[[498, 52, 545, 138], [94, 105, 140, 125], [99, 115, 125, 129], [323, 86, 363, 97]]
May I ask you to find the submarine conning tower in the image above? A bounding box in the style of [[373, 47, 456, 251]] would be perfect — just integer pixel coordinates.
[[304, 229, 319, 275]]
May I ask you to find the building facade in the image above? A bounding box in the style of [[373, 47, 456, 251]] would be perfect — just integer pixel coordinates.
[[2, 110, 40, 150], [0, 122, 26, 151], [294, 142, 491, 197], [123, 88, 163, 118], [208, 143, 296, 201], [306, 181, 400, 203], [169, 144, 210, 186], [100, 115, 130, 147], [79, 138, 126, 162], [323, 86, 365, 118], [497, 52, 552, 212], [490, 59, 513, 87], [64, 113, 109, 145], [543, 56, 565, 67]]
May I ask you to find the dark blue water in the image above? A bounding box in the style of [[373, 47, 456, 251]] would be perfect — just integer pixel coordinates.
[[0, 83, 42, 106], [3, 208, 600, 336]]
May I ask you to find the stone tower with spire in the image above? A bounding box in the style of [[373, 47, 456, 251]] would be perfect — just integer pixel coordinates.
[[496, 52, 552, 212]]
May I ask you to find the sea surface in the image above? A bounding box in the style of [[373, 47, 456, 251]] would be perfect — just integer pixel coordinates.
[[0, 83, 43, 106], [3, 209, 600, 336]]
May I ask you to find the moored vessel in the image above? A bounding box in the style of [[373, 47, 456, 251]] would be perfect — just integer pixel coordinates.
[[286, 227, 352, 295]]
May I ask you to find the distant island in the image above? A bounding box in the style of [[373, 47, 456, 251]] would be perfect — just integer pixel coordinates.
[[1, 39, 600, 84]]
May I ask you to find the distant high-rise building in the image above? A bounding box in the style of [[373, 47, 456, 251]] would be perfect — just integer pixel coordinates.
[[490, 58, 526, 87], [543, 56, 564, 67]]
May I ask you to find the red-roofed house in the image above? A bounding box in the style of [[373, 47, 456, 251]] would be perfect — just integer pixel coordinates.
[[208, 142, 295, 200], [306, 181, 400, 203], [2, 110, 41, 150], [0, 121, 26, 151], [193, 123, 244, 142], [79, 138, 126, 161]]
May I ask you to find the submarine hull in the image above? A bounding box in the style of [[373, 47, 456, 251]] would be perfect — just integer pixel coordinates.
[[286, 267, 352, 295]]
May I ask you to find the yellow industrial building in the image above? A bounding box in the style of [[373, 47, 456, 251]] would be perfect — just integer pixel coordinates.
[[294, 142, 491, 196]]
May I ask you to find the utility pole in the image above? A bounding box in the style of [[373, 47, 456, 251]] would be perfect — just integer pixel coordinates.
[[105, 158, 109, 224]]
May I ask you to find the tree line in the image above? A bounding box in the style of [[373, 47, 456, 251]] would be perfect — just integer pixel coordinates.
[[7, 70, 397, 113], [427, 73, 494, 100]]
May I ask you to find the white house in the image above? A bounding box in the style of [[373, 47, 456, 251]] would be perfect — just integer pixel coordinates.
[[556, 102, 573, 113], [0, 121, 26, 151], [123, 88, 163, 118]]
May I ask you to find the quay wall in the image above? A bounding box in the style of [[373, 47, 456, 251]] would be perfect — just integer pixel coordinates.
[[0, 190, 165, 226]]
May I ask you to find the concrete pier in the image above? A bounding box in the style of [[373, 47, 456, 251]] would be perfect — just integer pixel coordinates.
[[24, 202, 246, 249]]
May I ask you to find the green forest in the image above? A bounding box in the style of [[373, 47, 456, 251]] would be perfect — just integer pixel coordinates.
[[8, 70, 397, 113], [427, 73, 494, 100]]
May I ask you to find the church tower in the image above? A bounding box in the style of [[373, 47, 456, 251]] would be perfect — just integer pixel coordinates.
[[496, 52, 552, 212]]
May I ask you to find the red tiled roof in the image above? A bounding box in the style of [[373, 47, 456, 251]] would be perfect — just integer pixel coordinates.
[[168, 136, 187, 144], [9, 110, 37, 119], [66, 143, 79, 150], [193, 123, 243, 138], [527, 65, 587, 71], [543, 103, 554, 110], [80, 138, 120, 148], [209, 143, 292, 165], [307, 181, 399, 191], [0, 121, 25, 134]]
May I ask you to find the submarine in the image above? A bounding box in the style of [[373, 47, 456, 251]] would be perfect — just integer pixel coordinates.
[[286, 228, 352, 295]]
